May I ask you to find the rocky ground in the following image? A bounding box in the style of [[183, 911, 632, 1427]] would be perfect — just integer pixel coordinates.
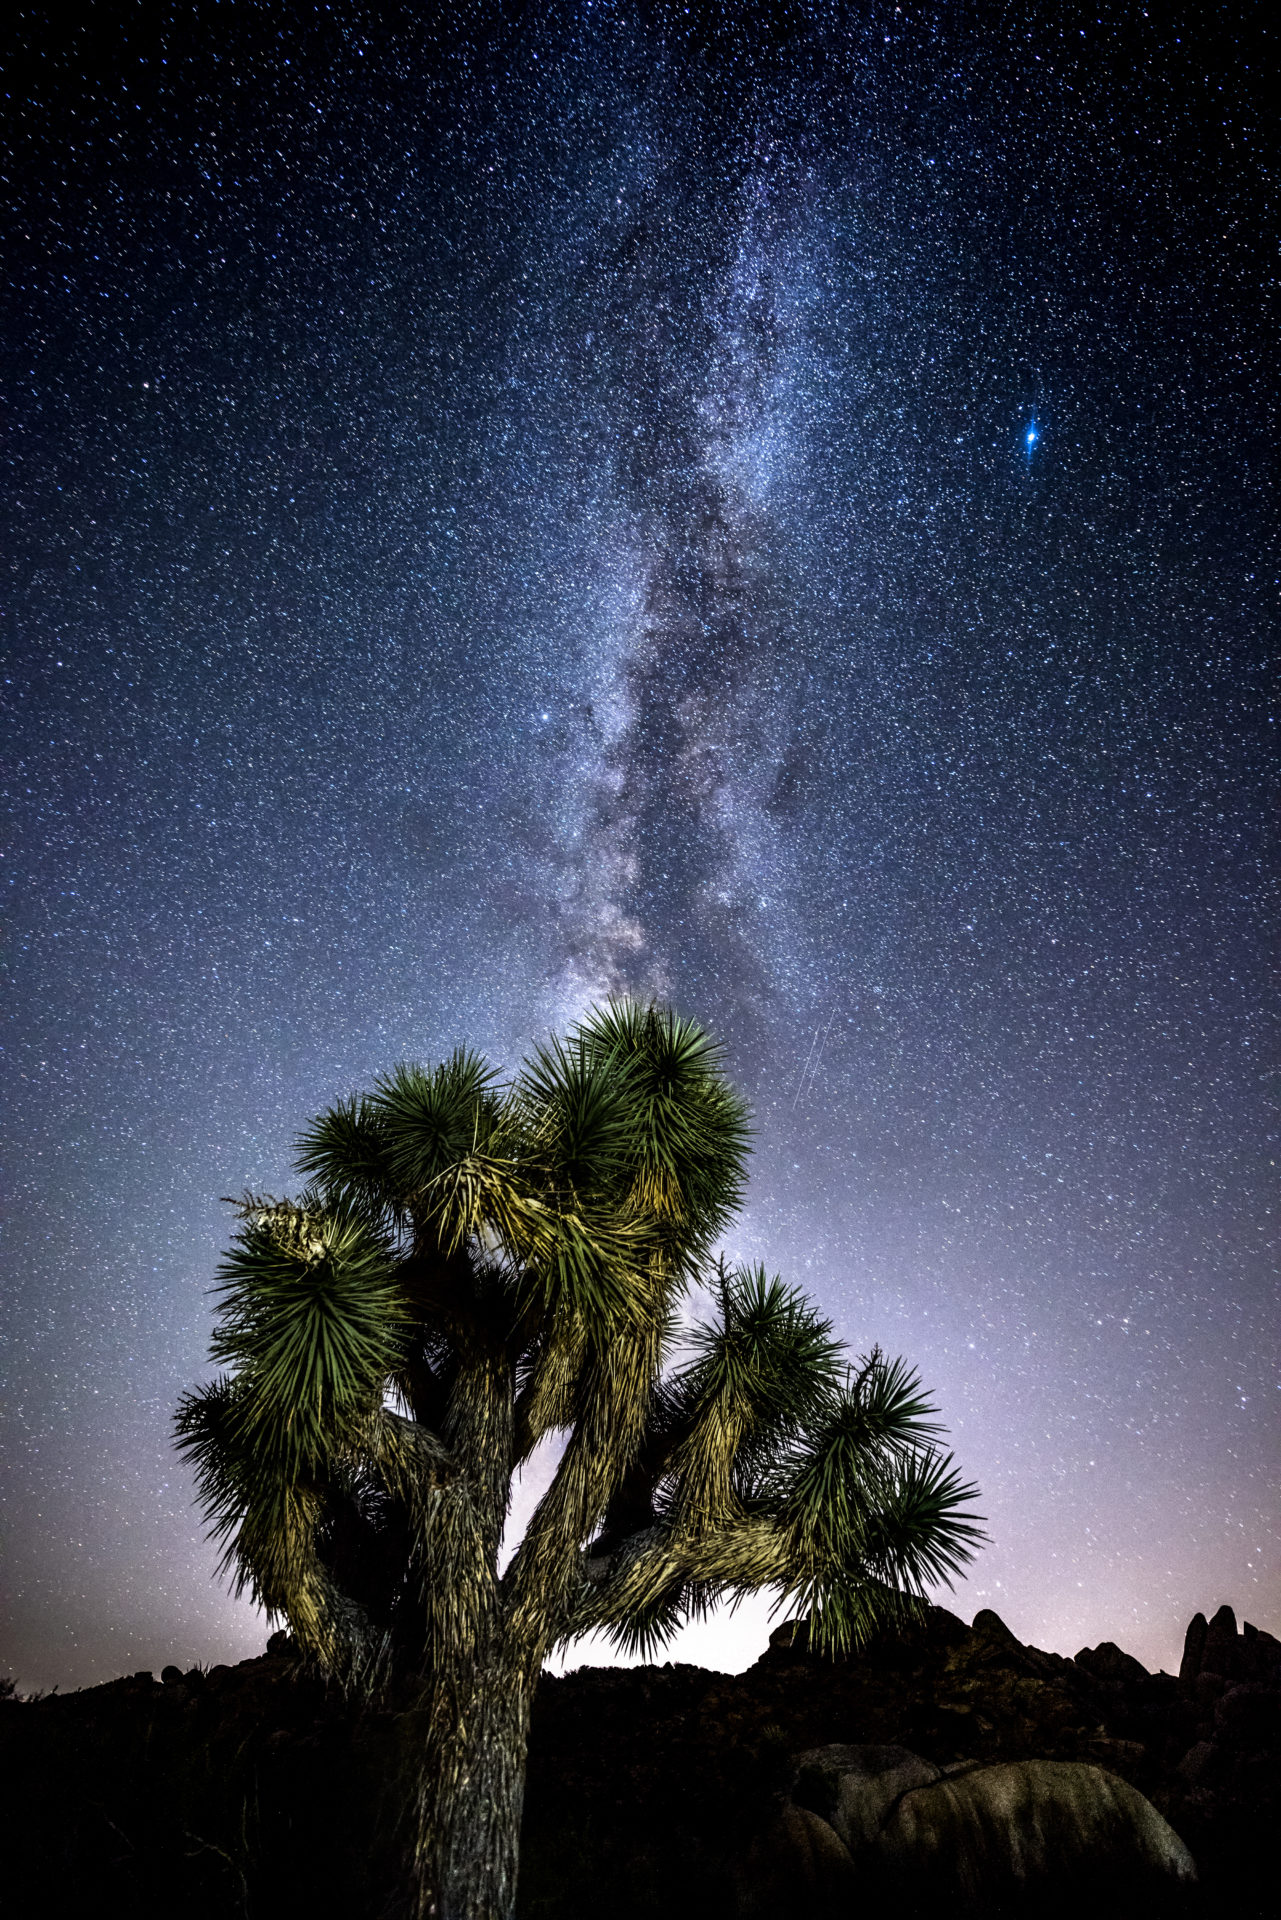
[[2, 1602, 1276, 1917]]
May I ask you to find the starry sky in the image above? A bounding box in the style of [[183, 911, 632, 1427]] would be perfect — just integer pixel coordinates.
[[2, 2, 1276, 1694]]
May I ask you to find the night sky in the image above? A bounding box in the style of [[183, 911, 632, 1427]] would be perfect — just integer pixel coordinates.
[[3, 3, 1275, 1694]]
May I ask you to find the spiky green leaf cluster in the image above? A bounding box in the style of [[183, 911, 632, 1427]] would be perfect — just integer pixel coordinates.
[[208, 1199, 407, 1467], [672, 1265, 843, 1489], [769, 1351, 983, 1653], [177, 1000, 982, 1708], [574, 1001, 750, 1254], [574, 1271, 982, 1663]]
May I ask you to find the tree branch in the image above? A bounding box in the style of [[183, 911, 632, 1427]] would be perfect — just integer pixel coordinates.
[[565, 1511, 792, 1642], [371, 1408, 456, 1489], [500, 1315, 664, 1656]]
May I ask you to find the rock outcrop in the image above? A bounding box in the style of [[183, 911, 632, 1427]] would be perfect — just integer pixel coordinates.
[[1, 1603, 1276, 1917], [794, 1740, 941, 1850], [755, 1743, 1196, 1916], [880, 1757, 1195, 1907]]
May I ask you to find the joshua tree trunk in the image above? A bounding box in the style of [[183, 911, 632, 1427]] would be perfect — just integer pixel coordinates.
[[416, 1653, 535, 1920]]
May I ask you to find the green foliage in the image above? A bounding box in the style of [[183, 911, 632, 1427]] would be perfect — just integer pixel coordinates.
[[371, 1051, 503, 1204], [772, 1352, 983, 1653], [178, 999, 982, 1709], [174, 1373, 248, 1567], [673, 1264, 843, 1474], [295, 1096, 396, 1221], [209, 1200, 407, 1468], [574, 1001, 751, 1253], [517, 1034, 635, 1201]]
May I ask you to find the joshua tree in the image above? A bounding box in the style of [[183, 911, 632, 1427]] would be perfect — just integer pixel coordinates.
[[176, 1002, 981, 1920]]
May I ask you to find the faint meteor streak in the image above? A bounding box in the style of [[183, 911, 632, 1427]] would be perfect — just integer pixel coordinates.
[[792, 1007, 836, 1109]]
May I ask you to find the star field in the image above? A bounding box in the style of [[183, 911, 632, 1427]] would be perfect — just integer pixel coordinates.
[[2, 2, 1276, 1691]]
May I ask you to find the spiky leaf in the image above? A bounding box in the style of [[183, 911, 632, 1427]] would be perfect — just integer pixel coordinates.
[[295, 1096, 398, 1221], [371, 1050, 502, 1202], [209, 1200, 406, 1470]]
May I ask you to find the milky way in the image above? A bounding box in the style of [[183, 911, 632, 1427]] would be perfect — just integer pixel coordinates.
[[544, 152, 807, 1016], [2, 4, 1275, 1690]]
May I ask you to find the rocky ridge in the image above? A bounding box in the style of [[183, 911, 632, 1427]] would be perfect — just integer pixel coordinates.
[[1, 1601, 1276, 1917]]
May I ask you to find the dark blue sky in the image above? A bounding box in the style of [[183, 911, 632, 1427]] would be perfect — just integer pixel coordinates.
[[3, 2, 1275, 1691]]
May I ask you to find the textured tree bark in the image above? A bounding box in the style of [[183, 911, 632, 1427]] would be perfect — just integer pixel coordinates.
[[415, 1657, 534, 1920]]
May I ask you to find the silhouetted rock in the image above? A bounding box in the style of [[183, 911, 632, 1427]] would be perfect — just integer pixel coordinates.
[[1, 1601, 1276, 1917], [1181, 1612, 1208, 1683], [1075, 1639, 1151, 1687], [1202, 1604, 1240, 1677]]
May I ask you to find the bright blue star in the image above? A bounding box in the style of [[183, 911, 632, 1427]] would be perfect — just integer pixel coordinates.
[[1026, 424, 1038, 447]]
